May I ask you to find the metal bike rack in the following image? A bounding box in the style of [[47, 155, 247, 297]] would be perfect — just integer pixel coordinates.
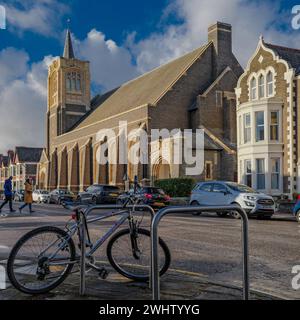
[[79, 204, 155, 296], [151, 205, 249, 300]]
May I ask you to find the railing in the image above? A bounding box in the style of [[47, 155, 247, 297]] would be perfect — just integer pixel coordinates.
[[151, 205, 249, 300], [78, 204, 155, 296]]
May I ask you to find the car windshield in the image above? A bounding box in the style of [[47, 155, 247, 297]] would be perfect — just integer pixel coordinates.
[[226, 182, 257, 193]]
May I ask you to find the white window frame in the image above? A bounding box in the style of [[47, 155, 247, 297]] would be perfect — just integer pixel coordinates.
[[255, 111, 265, 142], [270, 110, 279, 141], [266, 71, 274, 97], [245, 159, 252, 187], [243, 113, 251, 144], [258, 74, 265, 98], [256, 159, 265, 190], [271, 158, 280, 190], [250, 77, 257, 100]]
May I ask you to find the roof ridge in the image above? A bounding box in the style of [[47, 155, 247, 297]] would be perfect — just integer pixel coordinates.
[[122, 43, 211, 89], [265, 42, 300, 53]]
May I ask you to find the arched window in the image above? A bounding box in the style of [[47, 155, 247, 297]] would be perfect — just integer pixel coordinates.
[[66, 73, 72, 91], [267, 71, 274, 96], [76, 73, 81, 91], [258, 74, 265, 98], [250, 77, 257, 100]]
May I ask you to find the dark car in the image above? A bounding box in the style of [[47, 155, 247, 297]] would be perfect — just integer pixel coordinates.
[[117, 187, 171, 209], [14, 190, 24, 202], [48, 189, 76, 204], [78, 184, 121, 204]]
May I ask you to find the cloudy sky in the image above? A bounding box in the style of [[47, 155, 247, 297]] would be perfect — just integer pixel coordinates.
[[0, 0, 299, 153]]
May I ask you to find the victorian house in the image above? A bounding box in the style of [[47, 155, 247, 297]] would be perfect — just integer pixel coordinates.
[[236, 36, 300, 197]]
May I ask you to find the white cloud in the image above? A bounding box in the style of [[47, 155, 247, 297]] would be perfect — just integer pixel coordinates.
[[2, 0, 300, 154], [0, 50, 55, 153], [75, 29, 139, 92], [5, 0, 69, 37], [129, 0, 300, 71]]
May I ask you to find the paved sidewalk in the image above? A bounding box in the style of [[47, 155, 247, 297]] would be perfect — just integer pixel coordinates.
[[0, 267, 279, 300]]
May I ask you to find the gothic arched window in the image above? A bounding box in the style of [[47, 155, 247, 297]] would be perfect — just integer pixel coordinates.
[[250, 77, 257, 100], [258, 74, 265, 98], [66, 73, 72, 92], [267, 71, 274, 96]]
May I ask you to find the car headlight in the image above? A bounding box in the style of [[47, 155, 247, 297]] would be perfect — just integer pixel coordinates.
[[244, 195, 257, 201]]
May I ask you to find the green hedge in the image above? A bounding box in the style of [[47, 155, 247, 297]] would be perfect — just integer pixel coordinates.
[[154, 178, 195, 197]]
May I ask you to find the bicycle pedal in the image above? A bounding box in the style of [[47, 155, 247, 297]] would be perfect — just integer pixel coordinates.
[[98, 268, 109, 280]]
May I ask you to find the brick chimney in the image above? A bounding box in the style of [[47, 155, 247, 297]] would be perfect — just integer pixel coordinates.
[[208, 21, 232, 55]]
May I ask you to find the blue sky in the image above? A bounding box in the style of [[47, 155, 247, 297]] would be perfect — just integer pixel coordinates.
[[1, 0, 300, 153]]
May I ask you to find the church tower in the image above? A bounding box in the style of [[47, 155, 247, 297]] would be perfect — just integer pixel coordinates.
[[47, 29, 90, 154]]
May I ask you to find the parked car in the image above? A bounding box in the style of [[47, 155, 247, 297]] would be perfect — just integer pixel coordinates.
[[14, 190, 24, 202], [190, 181, 275, 219], [292, 197, 300, 222], [117, 187, 171, 209], [78, 184, 121, 204], [48, 189, 76, 204], [32, 190, 50, 203]]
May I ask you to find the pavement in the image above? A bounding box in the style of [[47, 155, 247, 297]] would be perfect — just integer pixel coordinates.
[[0, 263, 277, 300], [0, 202, 299, 300]]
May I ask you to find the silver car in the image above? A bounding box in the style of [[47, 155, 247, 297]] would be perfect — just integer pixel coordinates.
[[190, 181, 275, 219]]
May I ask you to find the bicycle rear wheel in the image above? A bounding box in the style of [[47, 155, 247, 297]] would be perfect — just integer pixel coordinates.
[[107, 228, 171, 281], [7, 226, 76, 295]]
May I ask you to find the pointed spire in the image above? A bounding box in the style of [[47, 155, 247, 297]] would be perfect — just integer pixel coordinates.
[[63, 28, 75, 59]]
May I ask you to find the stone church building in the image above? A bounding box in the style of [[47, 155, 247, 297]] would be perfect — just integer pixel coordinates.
[[38, 22, 243, 192], [236, 36, 300, 198]]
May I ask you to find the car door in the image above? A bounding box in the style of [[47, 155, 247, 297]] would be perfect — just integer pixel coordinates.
[[197, 183, 214, 205], [212, 183, 231, 205]]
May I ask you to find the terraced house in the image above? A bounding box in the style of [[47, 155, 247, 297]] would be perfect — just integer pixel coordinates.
[[236, 36, 300, 198], [38, 22, 243, 192], [0, 147, 43, 191]]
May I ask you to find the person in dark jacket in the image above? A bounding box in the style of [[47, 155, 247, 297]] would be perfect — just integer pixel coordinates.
[[0, 176, 16, 216]]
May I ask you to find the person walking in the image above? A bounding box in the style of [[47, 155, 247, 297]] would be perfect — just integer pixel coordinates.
[[19, 179, 35, 214], [0, 176, 16, 217]]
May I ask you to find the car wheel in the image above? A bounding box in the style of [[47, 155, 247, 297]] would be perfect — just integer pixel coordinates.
[[217, 212, 228, 217], [190, 201, 201, 216], [296, 210, 300, 223]]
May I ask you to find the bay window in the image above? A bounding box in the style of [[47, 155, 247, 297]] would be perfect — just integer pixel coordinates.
[[256, 159, 265, 190], [245, 160, 252, 187], [255, 111, 265, 141], [270, 111, 279, 141], [271, 158, 280, 190], [243, 113, 251, 143]]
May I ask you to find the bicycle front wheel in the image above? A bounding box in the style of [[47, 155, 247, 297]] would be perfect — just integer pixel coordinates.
[[7, 226, 76, 295], [107, 228, 171, 281]]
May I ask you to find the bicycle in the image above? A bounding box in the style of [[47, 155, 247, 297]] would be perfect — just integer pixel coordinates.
[[6, 186, 171, 295]]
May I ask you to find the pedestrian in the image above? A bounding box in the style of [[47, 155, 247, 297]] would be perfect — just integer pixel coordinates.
[[19, 179, 35, 214], [0, 176, 16, 217]]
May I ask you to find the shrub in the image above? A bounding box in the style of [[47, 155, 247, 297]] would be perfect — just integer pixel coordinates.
[[154, 178, 195, 197]]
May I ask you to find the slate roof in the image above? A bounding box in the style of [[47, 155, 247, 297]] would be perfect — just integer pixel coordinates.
[[15, 147, 43, 163], [75, 43, 212, 130], [264, 42, 300, 75]]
